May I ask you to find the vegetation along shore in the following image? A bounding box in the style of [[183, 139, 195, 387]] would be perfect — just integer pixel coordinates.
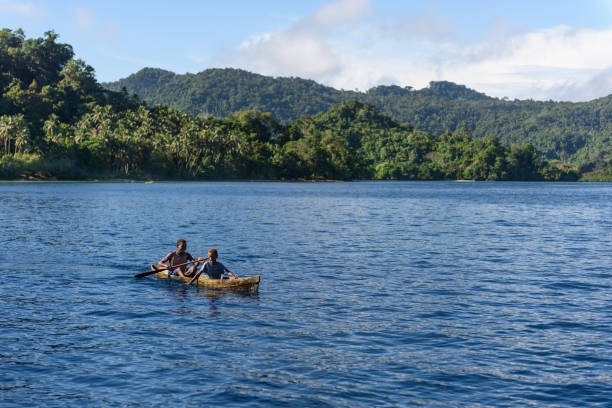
[[4, 28, 609, 182]]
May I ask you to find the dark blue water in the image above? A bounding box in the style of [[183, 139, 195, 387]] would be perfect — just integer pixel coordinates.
[[1, 181, 611, 407]]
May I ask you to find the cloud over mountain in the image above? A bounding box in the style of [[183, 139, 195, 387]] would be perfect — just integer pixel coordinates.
[[218, 0, 612, 101]]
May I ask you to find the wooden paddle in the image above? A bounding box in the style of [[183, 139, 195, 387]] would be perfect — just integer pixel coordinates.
[[187, 269, 204, 286], [134, 258, 207, 279]]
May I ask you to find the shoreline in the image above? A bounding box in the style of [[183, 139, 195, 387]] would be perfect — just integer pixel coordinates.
[[0, 177, 600, 183]]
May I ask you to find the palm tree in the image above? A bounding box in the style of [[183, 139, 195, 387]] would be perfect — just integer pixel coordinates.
[[0, 114, 29, 154], [0, 116, 11, 155]]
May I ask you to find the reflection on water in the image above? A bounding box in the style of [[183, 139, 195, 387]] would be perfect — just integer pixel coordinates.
[[153, 276, 260, 317]]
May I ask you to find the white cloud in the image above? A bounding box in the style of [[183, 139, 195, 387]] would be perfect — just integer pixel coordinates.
[[237, 30, 341, 79], [216, 1, 612, 101], [0, 0, 38, 16], [438, 26, 612, 100], [522, 66, 612, 102], [220, 0, 371, 81], [346, 25, 612, 101]]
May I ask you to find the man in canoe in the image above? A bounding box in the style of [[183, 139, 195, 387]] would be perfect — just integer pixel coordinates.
[[158, 239, 204, 278], [197, 248, 238, 279]]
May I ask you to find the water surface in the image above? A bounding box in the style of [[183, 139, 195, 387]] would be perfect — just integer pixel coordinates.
[[1, 181, 611, 406]]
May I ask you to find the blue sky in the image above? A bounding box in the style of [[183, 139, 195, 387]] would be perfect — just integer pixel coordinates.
[[2, 0, 612, 101]]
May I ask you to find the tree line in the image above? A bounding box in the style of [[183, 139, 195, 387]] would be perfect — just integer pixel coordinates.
[[105, 67, 612, 175], [0, 29, 579, 181]]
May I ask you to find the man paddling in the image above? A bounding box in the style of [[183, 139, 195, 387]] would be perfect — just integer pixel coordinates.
[[158, 239, 204, 278]]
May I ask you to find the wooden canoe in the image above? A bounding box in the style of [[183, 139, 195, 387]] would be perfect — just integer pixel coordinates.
[[150, 264, 260, 291]]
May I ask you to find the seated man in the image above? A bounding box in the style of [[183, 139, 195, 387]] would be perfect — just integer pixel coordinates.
[[158, 239, 203, 278]]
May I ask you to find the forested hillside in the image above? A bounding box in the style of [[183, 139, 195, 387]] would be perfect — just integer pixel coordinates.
[[105, 68, 612, 169], [104, 68, 348, 122], [0, 29, 584, 181]]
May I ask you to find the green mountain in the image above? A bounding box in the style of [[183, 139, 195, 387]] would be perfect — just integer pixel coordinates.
[[104, 68, 612, 167], [103, 68, 348, 122]]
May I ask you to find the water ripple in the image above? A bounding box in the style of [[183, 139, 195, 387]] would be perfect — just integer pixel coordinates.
[[1, 181, 611, 407]]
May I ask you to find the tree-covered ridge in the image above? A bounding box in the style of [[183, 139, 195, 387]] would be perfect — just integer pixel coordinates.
[[0, 29, 581, 181], [104, 67, 348, 122], [104, 67, 612, 168]]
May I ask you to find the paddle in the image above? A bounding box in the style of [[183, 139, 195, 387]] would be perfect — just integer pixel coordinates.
[[187, 269, 204, 286], [133, 258, 207, 279]]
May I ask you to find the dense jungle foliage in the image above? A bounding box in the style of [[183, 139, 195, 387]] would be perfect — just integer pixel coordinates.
[[0, 29, 581, 181], [105, 67, 612, 173]]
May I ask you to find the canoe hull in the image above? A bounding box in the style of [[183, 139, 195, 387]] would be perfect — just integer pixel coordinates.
[[150, 264, 260, 291]]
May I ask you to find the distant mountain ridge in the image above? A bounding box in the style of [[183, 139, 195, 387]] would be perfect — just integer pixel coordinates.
[[103, 68, 612, 165], [103, 68, 492, 121], [104, 68, 349, 121]]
